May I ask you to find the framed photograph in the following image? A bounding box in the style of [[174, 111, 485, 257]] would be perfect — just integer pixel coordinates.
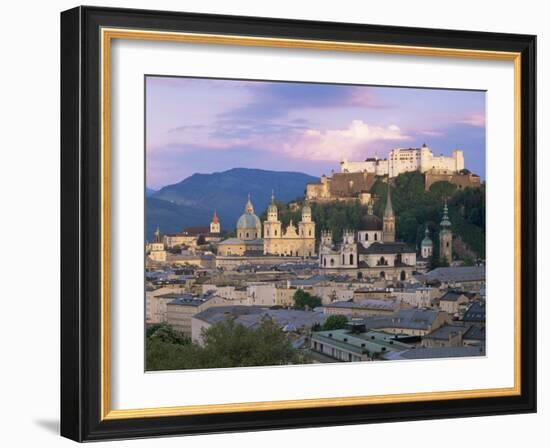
[[60, 6, 536, 441]]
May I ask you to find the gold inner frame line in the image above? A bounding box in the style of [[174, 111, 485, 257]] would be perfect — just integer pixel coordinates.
[[100, 27, 522, 421]]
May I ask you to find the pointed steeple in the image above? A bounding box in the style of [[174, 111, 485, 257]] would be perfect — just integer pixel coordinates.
[[244, 193, 254, 214], [211, 209, 219, 224], [154, 225, 161, 243], [440, 199, 451, 228], [267, 189, 278, 218], [384, 183, 394, 218], [382, 182, 396, 242]]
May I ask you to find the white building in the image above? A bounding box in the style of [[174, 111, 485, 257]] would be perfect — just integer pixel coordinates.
[[340, 144, 464, 178], [318, 185, 416, 281]]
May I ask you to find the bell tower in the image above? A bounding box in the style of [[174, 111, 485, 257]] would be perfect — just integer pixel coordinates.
[[439, 200, 453, 264], [263, 190, 282, 254], [210, 210, 220, 234]]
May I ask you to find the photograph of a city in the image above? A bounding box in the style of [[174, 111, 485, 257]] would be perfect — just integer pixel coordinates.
[[145, 76, 486, 371]]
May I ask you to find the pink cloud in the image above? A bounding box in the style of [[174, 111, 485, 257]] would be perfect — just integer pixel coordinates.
[[418, 130, 444, 137], [280, 120, 410, 161], [457, 113, 486, 127]]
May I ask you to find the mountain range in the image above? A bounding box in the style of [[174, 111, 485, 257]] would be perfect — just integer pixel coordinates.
[[146, 168, 318, 240]]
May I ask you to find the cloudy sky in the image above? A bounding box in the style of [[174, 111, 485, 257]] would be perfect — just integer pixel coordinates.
[[146, 76, 486, 189]]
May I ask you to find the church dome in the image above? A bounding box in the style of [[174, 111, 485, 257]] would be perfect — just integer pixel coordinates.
[[421, 235, 433, 247], [236, 194, 261, 230], [237, 212, 261, 230], [421, 225, 433, 247], [359, 213, 383, 231]]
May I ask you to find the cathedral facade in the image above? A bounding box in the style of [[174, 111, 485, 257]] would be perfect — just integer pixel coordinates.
[[318, 184, 417, 281], [263, 192, 316, 257], [217, 193, 316, 258]]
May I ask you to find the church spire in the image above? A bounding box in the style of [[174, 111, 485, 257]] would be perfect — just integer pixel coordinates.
[[154, 225, 161, 243], [267, 189, 278, 220], [384, 182, 394, 218], [440, 199, 451, 228], [382, 182, 396, 242], [245, 193, 254, 214]]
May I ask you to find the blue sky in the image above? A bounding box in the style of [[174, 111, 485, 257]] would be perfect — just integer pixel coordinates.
[[146, 76, 486, 189]]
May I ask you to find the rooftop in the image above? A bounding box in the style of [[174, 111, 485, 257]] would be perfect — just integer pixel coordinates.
[[418, 266, 486, 283], [383, 345, 485, 360], [312, 329, 411, 355], [423, 324, 470, 341], [360, 242, 416, 255], [193, 306, 327, 330]]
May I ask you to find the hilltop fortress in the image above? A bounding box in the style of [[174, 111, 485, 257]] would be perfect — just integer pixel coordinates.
[[306, 144, 480, 203]]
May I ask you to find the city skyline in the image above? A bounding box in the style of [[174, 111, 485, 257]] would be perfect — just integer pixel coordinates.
[[146, 76, 486, 189]]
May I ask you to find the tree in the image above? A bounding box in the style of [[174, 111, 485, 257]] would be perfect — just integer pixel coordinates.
[[147, 322, 191, 345], [429, 180, 457, 200], [293, 289, 322, 310], [146, 320, 306, 371], [321, 314, 348, 331]]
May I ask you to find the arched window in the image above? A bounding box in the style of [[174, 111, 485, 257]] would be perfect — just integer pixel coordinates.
[[400, 270, 406, 281], [342, 254, 345, 264], [349, 254, 354, 265], [246, 232, 249, 238], [323, 257, 327, 267], [275, 230, 278, 236], [366, 233, 369, 241], [330, 258, 335, 267], [309, 230, 312, 236], [446, 242, 449, 247], [380, 271, 386, 279], [374, 233, 378, 241]]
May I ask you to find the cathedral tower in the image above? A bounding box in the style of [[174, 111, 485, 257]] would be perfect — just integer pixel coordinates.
[[298, 201, 316, 257], [439, 201, 453, 264], [382, 183, 396, 242], [263, 190, 282, 254]]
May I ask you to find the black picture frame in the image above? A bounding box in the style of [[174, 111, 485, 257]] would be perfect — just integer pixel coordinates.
[[61, 5, 536, 442]]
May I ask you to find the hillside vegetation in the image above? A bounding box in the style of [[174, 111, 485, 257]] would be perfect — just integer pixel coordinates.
[[262, 172, 485, 261]]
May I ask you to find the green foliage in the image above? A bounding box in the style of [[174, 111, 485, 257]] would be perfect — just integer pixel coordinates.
[[293, 289, 322, 310], [262, 171, 485, 260], [321, 314, 348, 331], [147, 323, 191, 345], [146, 320, 305, 371], [429, 181, 458, 199]]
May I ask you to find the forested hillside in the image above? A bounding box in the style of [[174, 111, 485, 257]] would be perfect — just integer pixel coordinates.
[[261, 172, 485, 262]]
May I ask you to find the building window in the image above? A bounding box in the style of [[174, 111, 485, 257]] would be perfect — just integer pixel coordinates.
[[246, 232, 249, 238], [275, 230, 278, 236], [350, 254, 354, 265], [374, 233, 378, 241], [365, 233, 369, 241], [330, 258, 335, 267], [309, 230, 312, 236], [323, 257, 326, 267]]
